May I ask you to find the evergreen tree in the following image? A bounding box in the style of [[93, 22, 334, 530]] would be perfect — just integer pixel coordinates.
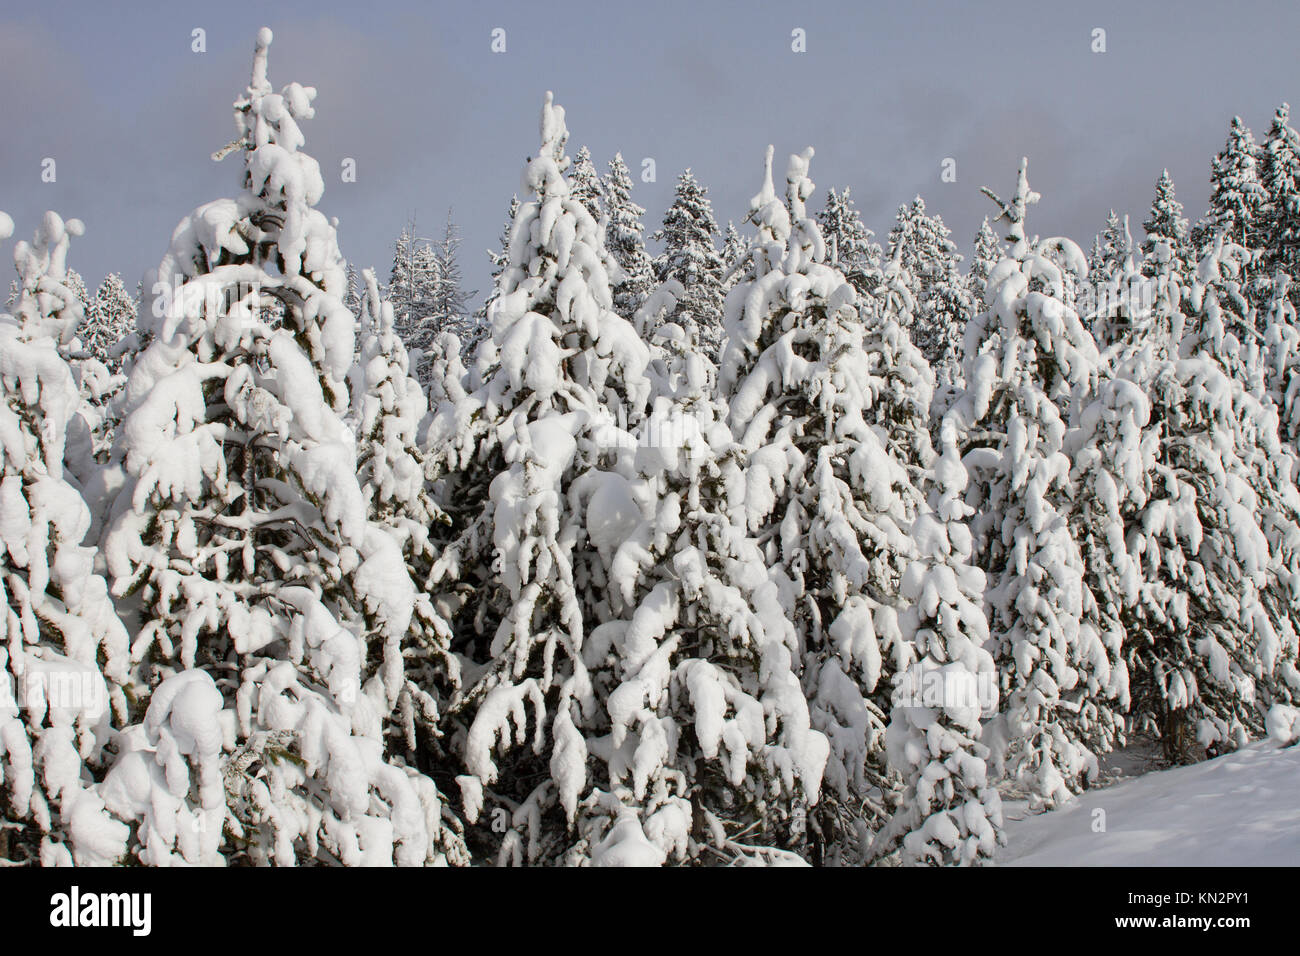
[[427, 211, 477, 348], [1119, 238, 1300, 761], [348, 268, 464, 798], [101, 28, 460, 865], [569, 145, 605, 222], [1141, 169, 1192, 279], [1263, 273, 1300, 442], [423, 92, 658, 864], [950, 160, 1123, 807], [1260, 103, 1300, 295], [389, 221, 418, 329], [653, 170, 725, 358], [968, 217, 1002, 303], [0, 210, 132, 866], [1193, 116, 1266, 256], [816, 187, 883, 303], [887, 197, 970, 382], [719, 220, 751, 292], [719, 147, 998, 864], [66, 284, 129, 482], [1088, 213, 1141, 349], [473, 194, 520, 345], [1090, 210, 1134, 285], [62, 268, 90, 332], [604, 153, 655, 318], [80, 273, 137, 371], [564, 281, 829, 865]]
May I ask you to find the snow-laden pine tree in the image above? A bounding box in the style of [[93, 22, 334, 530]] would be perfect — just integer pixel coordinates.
[[716, 146, 997, 864], [1062, 260, 1150, 766], [968, 217, 1001, 302], [1089, 210, 1134, 287], [947, 160, 1124, 807], [1089, 215, 1144, 351], [1141, 170, 1192, 279], [569, 146, 605, 222], [653, 169, 726, 358], [1119, 237, 1300, 761], [604, 153, 655, 319], [388, 222, 418, 327], [472, 194, 521, 343], [80, 273, 136, 371], [69, 272, 136, 473], [411, 241, 441, 332], [1260, 104, 1300, 301], [863, 256, 1002, 866], [887, 196, 970, 385], [419, 211, 478, 370], [388, 220, 440, 354], [101, 28, 461, 866], [344, 263, 361, 316], [422, 92, 658, 865], [1193, 116, 1267, 257], [872, 410, 1003, 865], [62, 270, 90, 327], [1263, 271, 1300, 444], [816, 187, 883, 303], [348, 268, 462, 774], [550, 282, 830, 866], [1188, 247, 1300, 729], [719, 220, 752, 292], [0, 210, 133, 866]]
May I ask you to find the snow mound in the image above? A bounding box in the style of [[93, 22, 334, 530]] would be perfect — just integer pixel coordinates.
[[1001, 741, 1300, 866]]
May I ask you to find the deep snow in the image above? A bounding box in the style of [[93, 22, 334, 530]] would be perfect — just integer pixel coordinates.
[[1001, 740, 1300, 866]]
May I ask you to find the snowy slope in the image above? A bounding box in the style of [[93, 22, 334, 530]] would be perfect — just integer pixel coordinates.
[[1000, 741, 1300, 866]]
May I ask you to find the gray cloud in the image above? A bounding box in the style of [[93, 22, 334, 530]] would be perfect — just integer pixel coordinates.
[[1, 0, 1297, 301]]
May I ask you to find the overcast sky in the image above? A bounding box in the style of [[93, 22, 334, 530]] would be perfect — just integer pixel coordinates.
[[3, 0, 1299, 301]]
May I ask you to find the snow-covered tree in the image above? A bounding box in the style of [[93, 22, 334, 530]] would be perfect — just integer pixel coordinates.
[[1260, 104, 1300, 301], [558, 283, 830, 866], [1089, 215, 1145, 351], [569, 146, 605, 222], [1193, 116, 1266, 257], [604, 153, 655, 318], [473, 194, 521, 343], [1119, 238, 1300, 761], [717, 147, 997, 864], [101, 28, 461, 866], [872, 414, 1003, 865], [865, 270, 1002, 866], [422, 92, 659, 865], [388, 222, 419, 326], [349, 268, 461, 775], [419, 211, 478, 369], [1263, 272, 1300, 443], [887, 196, 970, 384], [387, 219, 439, 352], [68, 273, 137, 472], [719, 220, 751, 292], [80, 273, 136, 371], [653, 170, 725, 358], [949, 160, 1123, 807], [1141, 169, 1192, 279], [816, 187, 883, 303], [968, 217, 1002, 302], [62, 269, 90, 328], [0, 209, 133, 866], [1089, 210, 1134, 286]]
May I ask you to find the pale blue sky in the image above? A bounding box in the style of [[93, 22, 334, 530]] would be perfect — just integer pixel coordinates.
[[2, 0, 1298, 299]]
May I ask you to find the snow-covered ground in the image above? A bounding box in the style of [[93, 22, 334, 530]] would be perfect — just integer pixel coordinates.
[[1000, 741, 1300, 866]]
